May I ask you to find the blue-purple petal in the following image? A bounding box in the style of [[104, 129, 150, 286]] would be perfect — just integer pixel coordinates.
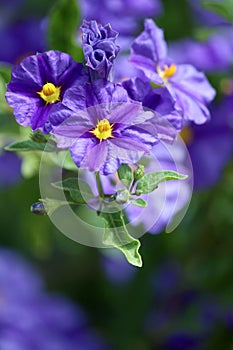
[[131, 19, 167, 64]]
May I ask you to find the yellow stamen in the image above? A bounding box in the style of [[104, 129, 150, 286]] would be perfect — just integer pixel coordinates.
[[90, 119, 114, 141], [37, 83, 61, 104], [157, 64, 177, 83], [180, 126, 194, 145]]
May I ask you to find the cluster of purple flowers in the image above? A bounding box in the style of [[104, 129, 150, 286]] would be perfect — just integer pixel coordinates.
[[5, 18, 215, 178], [0, 248, 106, 350]]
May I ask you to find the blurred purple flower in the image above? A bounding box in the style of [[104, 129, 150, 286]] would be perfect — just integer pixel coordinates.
[[79, 0, 163, 38], [6, 50, 88, 133], [81, 20, 120, 79], [168, 28, 233, 73], [101, 251, 136, 284], [225, 308, 233, 329], [181, 99, 233, 190], [145, 261, 221, 349], [130, 19, 216, 126], [0, 16, 46, 65], [0, 151, 21, 188], [0, 248, 108, 350]]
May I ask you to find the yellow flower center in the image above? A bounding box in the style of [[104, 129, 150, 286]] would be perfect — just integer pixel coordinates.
[[180, 126, 193, 145], [37, 83, 61, 104], [90, 119, 114, 141], [157, 64, 177, 83]]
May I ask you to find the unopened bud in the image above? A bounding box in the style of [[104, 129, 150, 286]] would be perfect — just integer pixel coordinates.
[[30, 202, 47, 215], [115, 188, 130, 204], [133, 165, 145, 181], [31, 130, 48, 143]]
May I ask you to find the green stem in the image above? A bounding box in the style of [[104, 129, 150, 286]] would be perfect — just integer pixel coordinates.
[[129, 179, 136, 194], [96, 171, 104, 198]]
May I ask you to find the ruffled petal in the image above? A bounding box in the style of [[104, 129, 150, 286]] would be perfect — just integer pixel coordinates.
[[131, 19, 167, 64], [171, 64, 216, 104]]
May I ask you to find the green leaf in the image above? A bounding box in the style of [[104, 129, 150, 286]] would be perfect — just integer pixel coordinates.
[[4, 139, 56, 152], [39, 198, 70, 215], [0, 63, 12, 83], [136, 170, 188, 195], [52, 177, 94, 203], [117, 164, 133, 188], [48, 0, 84, 61], [100, 210, 142, 267], [130, 198, 148, 208], [202, 0, 233, 21]]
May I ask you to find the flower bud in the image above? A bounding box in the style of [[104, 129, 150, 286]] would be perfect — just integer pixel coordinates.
[[115, 189, 130, 204], [133, 165, 145, 181], [31, 130, 48, 143], [30, 202, 47, 215]]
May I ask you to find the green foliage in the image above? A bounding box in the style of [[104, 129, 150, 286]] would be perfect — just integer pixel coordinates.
[[136, 170, 188, 195], [117, 164, 133, 188], [48, 0, 84, 61], [5, 139, 56, 152], [202, 0, 233, 22], [133, 164, 145, 182], [39, 198, 71, 215], [130, 198, 148, 208], [52, 177, 93, 203], [100, 210, 142, 267]]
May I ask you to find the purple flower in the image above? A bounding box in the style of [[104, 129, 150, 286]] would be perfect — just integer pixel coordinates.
[[51, 79, 176, 175], [145, 261, 221, 349], [0, 151, 22, 188], [168, 28, 233, 73], [0, 18, 46, 65], [79, 0, 163, 37], [81, 20, 120, 79], [130, 19, 216, 126], [0, 248, 108, 350], [5, 50, 88, 133], [122, 76, 183, 131], [101, 251, 136, 284], [180, 99, 233, 190]]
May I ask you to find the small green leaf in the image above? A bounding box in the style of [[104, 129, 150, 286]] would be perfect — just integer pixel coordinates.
[[117, 164, 133, 188], [136, 170, 188, 195], [130, 198, 148, 207], [52, 177, 93, 203], [202, 0, 233, 22], [4, 139, 56, 152], [100, 210, 142, 267], [39, 198, 70, 215], [48, 0, 84, 61]]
